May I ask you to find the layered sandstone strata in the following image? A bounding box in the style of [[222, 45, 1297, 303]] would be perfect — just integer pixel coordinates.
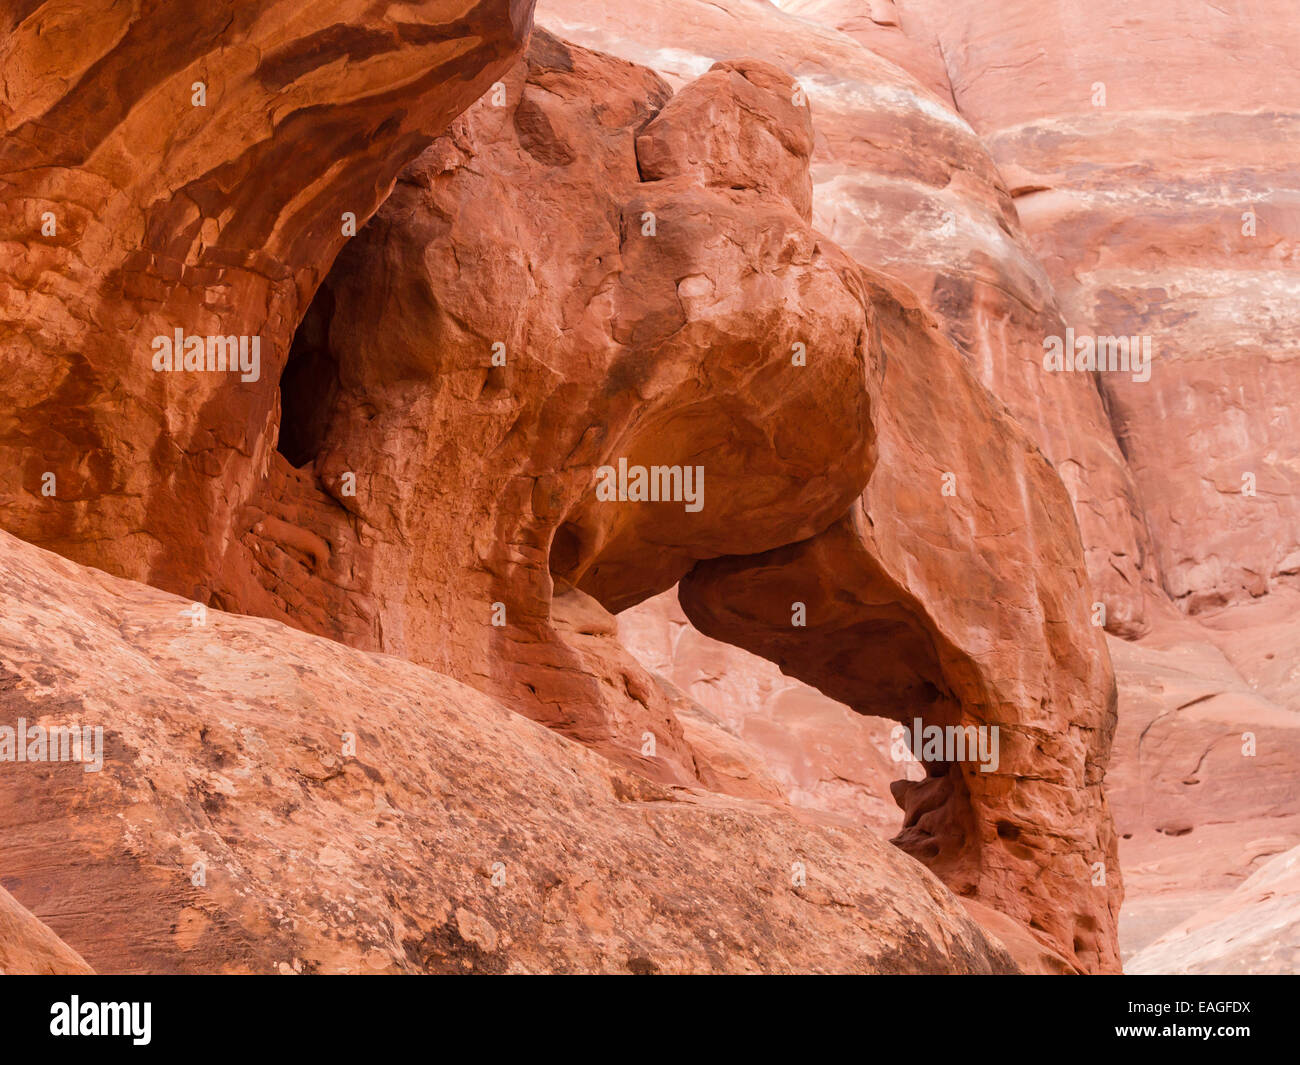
[[542, 0, 1158, 637], [898, 0, 1300, 616]]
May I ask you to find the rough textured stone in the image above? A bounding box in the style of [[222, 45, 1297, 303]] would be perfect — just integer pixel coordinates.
[[0, 0, 535, 597], [0, 883, 94, 975], [4, 15, 1128, 972], [542, 0, 1158, 638], [679, 269, 1123, 974], [0, 529, 1018, 975], [899, 0, 1300, 617], [251, 33, 1121, 968], [7, 0, 1293, 980], [214, 35, 877, 787]]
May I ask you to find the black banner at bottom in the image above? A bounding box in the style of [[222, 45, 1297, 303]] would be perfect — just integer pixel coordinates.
[[0, 973, 1285, 1053]]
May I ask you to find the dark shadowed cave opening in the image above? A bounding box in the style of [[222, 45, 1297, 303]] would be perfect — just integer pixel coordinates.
[[276, 284, 342, 470]]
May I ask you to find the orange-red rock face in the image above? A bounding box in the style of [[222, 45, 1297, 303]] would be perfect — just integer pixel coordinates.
[[0, 0, 534, 597], [0, 528, 1019, 975], [542, 0, 1158, 638], [230, 33, 1119, 968], [4, 0, 1292, 979], [0, 4, 1127, 974], [899, 0, 1300, 617], [210, 37, 878, 786], [679, 270, 1122, 974], [0, 882, 93, 975], [885, 0, 1300, 972]]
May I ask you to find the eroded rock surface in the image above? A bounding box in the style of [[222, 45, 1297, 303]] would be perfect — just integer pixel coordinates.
[[542, 0, 1158, 637], [216, 35, 877, 787], [680, 270, 1123, 974], [556, 0, 1300, 973], [1, 13, 1130, 972], [240, 33, 1121, 968], [900, 0, 1300, 616], [0, 0, 534, 596], [12, 0, 1293, 979], [0, 529, 1018, 975], [0, 883, 94, 975]]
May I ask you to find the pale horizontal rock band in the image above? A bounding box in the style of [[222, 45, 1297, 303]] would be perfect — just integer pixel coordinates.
[[0, 0, 1295, 974]]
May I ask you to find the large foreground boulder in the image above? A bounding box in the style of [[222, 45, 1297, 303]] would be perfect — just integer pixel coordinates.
[[0, 529, 1016, 974]]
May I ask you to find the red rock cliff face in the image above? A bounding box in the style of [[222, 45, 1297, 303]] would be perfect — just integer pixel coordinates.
[[678, 270, 1121, 973], [210, 32, 1119, 970], [804, 0, 1300, 971], [898, 0, 1300, 617], [532, 0, 1300, 972], [533, 0, 1127, 973], [12, 0, 1290, 977], [0, 2, 1129, 974], [0, 0, 534, 597]]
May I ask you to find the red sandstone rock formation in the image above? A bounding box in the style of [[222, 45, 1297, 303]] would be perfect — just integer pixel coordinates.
[[0, 0, 534, 597], [899, 0, 1300, 617], [233, 33, 1119, 969], [679, 269, 1122, 974], [0, 4, 1125, 973], [211, 37, 877, 788], [0, 528, 1017, 974], [548, 0, 1300, 975], [3, 0, 1294, 979], [542, 0, 1158, 638]]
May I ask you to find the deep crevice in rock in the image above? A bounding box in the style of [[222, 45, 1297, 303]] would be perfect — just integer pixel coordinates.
[[277, 284, 341, 470]]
